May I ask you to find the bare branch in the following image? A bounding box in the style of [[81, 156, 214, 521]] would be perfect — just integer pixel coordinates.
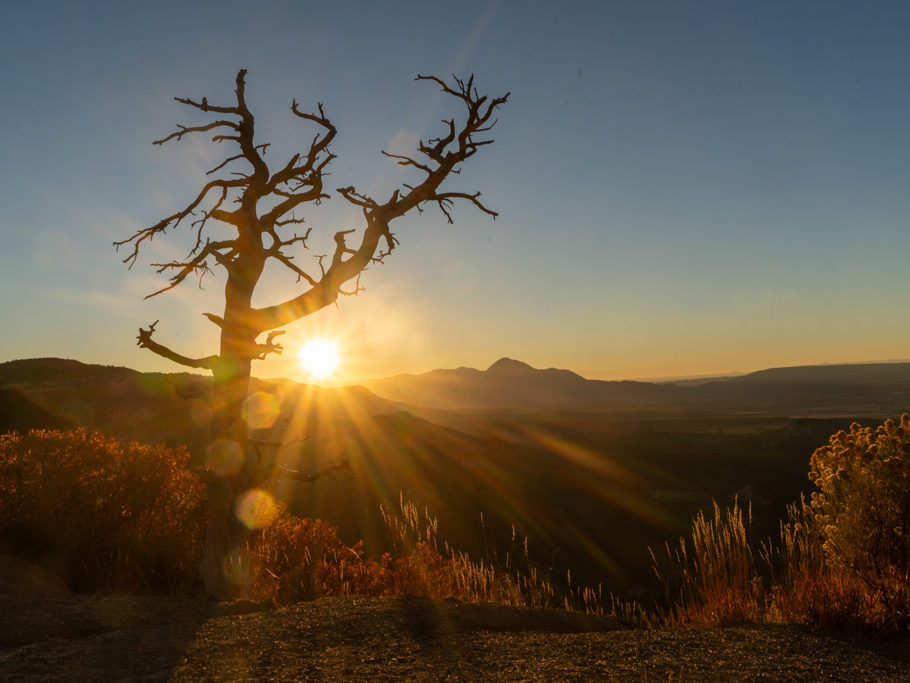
[[142, 239, 234, 299], [166, 376, 211, 402], [336, 186, 378, 208], [250, 329, 285, 360], [432, 191, 498, 223], [270, 251, 318, 286], [381, 150, 432, 174], [153, 120, 240, 147], [173, 93, 239, 116], [278, 460, 350, 483], [202, 312, 225, 328], [113, 178, 244, 269], [136, 321, 219, 370], [206, 153, 245, 176], [252, 75, 507, 332], [332, 229, 357, 266], [338, 272, 365, 297], [274, 216, 307, 228]]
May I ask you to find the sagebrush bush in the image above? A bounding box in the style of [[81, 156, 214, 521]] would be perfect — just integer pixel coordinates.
[[246, 513, 383, 603], [808, 417, 910, 594], [797, 416, 910, 627], [654, 415, 910, 630], [0, 429, 206, 592]]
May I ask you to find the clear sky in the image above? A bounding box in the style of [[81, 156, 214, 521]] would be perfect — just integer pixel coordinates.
[[2, 1, 910, 384]]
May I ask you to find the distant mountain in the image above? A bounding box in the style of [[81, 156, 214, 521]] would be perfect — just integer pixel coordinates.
[[0, 386, 74, 433], [0, 358, 400, 449], [363, 358, 910, 416], [6, 356, 910, 419], [688, 362, 910, 415], [362, 357, 683, 411]]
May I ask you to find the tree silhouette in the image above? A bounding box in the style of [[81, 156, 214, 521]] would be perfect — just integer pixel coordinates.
[[115, 70, 508, 598]]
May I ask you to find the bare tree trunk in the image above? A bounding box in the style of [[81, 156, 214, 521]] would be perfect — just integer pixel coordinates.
[[200, 354, 253, 598], [117, 70, 508, 599], [200, 257, 261, 598]]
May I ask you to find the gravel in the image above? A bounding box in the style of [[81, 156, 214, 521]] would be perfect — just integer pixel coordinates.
[[1, 593, 907, 681]]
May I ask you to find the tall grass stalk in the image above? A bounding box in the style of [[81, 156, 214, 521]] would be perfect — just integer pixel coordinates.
[[650, 499, 763, 627]]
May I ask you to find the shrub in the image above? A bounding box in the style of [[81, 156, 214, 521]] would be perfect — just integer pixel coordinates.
[[797, 416, 910, 627], [244, 494, 560, 608], [653, 415, 910, 630], [0, 430, 564, 609], [808, 418, 910, 592], [246, 513, 384, 603], [0, 429, 206, 592]]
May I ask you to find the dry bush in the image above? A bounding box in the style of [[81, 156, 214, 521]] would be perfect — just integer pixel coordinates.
[[766, 417, 910, 629], [245, 494, 561, 608], [807, 418, 909, 603], [0, 429, 206, 592], [379, 494, 560, 607], [246, 513, 387, 603], [763, 498, 885, 628], [651, 415, 910, 631], [0, 429, 569, 610]]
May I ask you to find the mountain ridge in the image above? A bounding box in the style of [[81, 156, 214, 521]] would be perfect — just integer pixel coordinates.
[[4, 355, 910, 417], [362, 357, 910, 415]]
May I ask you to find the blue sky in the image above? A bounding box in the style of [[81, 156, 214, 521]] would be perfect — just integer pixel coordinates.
[[2, 1, 909, 383]]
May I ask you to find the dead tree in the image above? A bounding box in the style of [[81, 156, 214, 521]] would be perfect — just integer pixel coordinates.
[[115, 69, 508, 599]]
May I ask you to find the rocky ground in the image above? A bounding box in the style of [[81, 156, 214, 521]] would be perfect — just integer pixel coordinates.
[[1, 592, 908, 681]]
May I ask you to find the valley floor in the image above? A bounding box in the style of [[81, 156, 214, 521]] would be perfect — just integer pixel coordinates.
[[1, 593, 907, 681]]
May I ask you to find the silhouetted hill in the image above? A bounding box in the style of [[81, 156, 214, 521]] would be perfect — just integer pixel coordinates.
[[364, 358, 910, 416], [689, 362, 910, 415], [0, 358, 400, 450], [486, 357, 537, 375], [0, 386, 74, 433], [362, 357, 683, 411]]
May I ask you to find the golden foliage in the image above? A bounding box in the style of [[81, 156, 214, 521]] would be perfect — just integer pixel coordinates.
[[0, 429, 567, 609], [244, 494, 560, 608], [807, 417, 910, 592], [0, 429, 206, 592], [653, 415, 910, 630]]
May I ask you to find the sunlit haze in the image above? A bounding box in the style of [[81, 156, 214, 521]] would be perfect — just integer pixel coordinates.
[[298, 339, 340, 383], [3, 2, 910, 383]]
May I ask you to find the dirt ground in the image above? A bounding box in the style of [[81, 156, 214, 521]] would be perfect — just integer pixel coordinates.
[[1, 592, 908, 681]]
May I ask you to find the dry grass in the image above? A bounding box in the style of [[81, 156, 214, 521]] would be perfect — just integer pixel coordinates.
[[649, 499, 763, 627], [3, 419, 907, 632], [245, 493, 561, 608], [648, 415, 910, 631]]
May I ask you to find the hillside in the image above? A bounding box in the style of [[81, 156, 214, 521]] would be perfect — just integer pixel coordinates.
[[362, 357, 683, 411], [0, 386, 74, 433], [363, 357, 910, 416], [0, 356, 871, 596], [0, 358, 400, 451]]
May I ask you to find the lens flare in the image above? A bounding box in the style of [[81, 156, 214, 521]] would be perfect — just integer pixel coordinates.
[[235, 488, 279, 530], [207, 439, 244, 476], [243, 391, 280, 430]]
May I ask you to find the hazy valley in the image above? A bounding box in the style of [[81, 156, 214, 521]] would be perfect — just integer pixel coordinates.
[[2, 355, 905, 600]]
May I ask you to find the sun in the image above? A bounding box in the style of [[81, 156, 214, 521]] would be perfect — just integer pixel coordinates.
[[298, 338, 340, 380]]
